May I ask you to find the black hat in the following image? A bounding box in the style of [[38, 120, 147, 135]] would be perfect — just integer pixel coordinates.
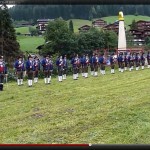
[[28, 55, 32, 59], [18, 56, 22, 59], [0, 56, 2, 59]]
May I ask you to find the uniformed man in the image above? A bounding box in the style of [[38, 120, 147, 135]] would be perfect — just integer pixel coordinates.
[[80, 54, 85, 77], [135, 53, 140, 71], [62, 55, 68, 80], [140, 52, 145, 70], [71, 54, 78, 80], [99, 53, 106, 75], [131, 52, 135, 70], [124, 53, 128, 71], [14, 56, 25, 86], [76, 54, 81, 78], [26, 55, 34, 87], [127, 53, 132, 71], [0, 56, 7, 91], [33, 56, 40, 83], [147, 51, 150, 68], [117, 53, 122, 72], [93, 53, 99, 76], [83, 54, 89, 78], [42, 55, 53, 84], [110, 53, 115, 74], [89, 53, 95, 76], [56, 55, 64, 82]]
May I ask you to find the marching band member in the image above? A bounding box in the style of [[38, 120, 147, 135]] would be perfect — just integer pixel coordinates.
[[26, 55, 34, 87], [127, 53, 132, 71], [56, 55, 64, 82], [84, 54, 89, 78], [147, 51, 150, 68], [89, 53, 95, 76], [99, 53, 106, 75], [124, 53, 128, 71], [93, 54, 99, 76], [62, 55, 68, 80], [117, 53, 122, 72], [71, 55, 78, 80], [80, 54, 85, 77], [0, 56, 7, 91], [135, 53, 140, 71], [33, 56, 40, 83], [14, 56, 25, 86], [131, 52, 135, 70], [140, 52, 145, 70], [42, 55, 53, 84], [76, 54, 81, 78], [110, 53, 115, 74]]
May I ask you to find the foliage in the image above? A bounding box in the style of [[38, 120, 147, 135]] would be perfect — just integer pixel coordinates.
[[29, 27, 38, 36], [0, 4, 21, 61], [130, 19, 138, 30], [69, 20, 74, 33], [9, 5, 150, 21]]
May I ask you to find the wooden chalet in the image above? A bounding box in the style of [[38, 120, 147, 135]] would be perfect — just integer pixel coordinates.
[[36, 19, 54, 33], [92, 19, 107, 27], [103, 21, 119, 34], [78, 25, 91, 32], [129, 20, 150, 46]]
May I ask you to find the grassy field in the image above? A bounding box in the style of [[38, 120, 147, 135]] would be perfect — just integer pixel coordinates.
[[15, 26, 36, 34], [17, 35, 45, 53], [0, 68, 150, 144]]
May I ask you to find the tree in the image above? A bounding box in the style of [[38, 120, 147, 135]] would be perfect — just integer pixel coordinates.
[[42, 18, 77, 57], [29, 27, 38, 36], [103, 30, 118, 49], [130, 19, 138, 30], [69, 20, 74, 33], [0, 4, 21, 63]]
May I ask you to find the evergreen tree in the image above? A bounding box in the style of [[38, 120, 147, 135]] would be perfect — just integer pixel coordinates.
[[130, 19, 138, 30], [69, 20, 74, 33], [0, 4, 21, 62]]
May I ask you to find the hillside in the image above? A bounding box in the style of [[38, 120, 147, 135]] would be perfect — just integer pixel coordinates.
[[15, 15, 150, 52], [0, 68, 150, 143]]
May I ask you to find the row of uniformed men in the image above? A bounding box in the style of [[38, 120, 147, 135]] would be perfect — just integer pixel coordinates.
[[0, 52, 150, 90]]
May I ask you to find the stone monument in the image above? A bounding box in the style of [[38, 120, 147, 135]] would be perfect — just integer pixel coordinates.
[[118, 11, 126, 51]]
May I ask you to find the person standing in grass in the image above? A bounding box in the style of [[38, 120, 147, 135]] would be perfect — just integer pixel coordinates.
[[124, 53, 128, 71], [56, 55, 64, 82], [33, 56, 40, 83], [89, 53, 95, 76], [93, 53, 99, 76], [62, 55, 68, 80], [127, 53, 132, 71], [140, 52, 145, 70], [0, 56, 7, 91], [71, 54, 78, 80], [99, 53, 106, 75], [110, 53, 115, 74], [83, 54, 89, 78], [26, 55, 34, 87], [147, 51, 150, 68], [135, 53, 140, 71], [14, 56, 25, 86], [42, 55, 53, 84]]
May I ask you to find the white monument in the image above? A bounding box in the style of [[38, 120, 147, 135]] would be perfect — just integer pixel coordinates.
[[118, 11, 126, 51]]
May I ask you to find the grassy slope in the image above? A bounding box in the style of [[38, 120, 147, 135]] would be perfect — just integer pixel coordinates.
[[0, 68, 150, 144], [17, 35, 45, 53], [15, 26, 36, 34], [15, 15, 150, 52]]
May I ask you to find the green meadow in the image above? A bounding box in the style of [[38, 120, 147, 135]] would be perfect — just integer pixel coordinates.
[[0, 68, 150, 143]]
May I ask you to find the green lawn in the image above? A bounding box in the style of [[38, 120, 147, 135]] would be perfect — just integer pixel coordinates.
[[17, 35, 45, 53], [0, 68, 150, 143], [15, 26, 36, 34]]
